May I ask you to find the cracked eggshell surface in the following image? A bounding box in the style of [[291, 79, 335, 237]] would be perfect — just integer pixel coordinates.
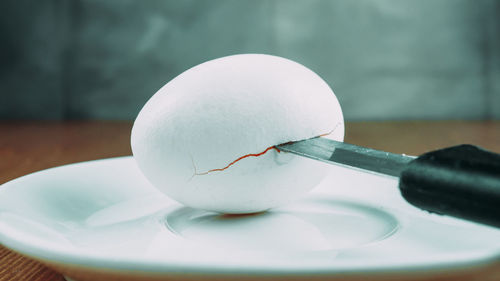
[[131, 54, 344, 213]]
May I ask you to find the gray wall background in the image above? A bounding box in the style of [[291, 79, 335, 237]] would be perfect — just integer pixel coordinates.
[[1, 0, 499, 120]]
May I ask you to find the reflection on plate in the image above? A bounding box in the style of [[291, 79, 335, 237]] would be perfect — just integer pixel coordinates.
[[165, 200, 399, 253], [0, 157, 499, 281]]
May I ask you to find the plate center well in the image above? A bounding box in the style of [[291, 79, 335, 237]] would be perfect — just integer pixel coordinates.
[[165, 198, 399, 253]]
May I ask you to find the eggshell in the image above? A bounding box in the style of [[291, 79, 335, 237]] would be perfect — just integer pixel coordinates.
[[131, 54, 344, 213]]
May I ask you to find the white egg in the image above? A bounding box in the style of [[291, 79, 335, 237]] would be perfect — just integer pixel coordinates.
[[131, 54, 344, 213]]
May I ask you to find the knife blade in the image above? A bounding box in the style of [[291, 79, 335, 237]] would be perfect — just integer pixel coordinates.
[[277, 137, 414, 178], [277, 137, 500, 228]]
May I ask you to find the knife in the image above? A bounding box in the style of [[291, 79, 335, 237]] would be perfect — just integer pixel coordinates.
[[277, 137, 500, 228]]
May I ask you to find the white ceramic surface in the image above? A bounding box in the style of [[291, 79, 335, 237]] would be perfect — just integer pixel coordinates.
[[0, 157, 499, 280]]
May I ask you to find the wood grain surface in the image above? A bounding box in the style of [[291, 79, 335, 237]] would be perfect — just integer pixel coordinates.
[[0, 121, 499, 281]]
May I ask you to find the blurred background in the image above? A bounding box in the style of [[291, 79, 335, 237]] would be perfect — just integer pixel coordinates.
[[0, 0, 499, 121]]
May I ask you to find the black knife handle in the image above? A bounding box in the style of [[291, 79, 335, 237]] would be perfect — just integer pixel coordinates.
[[399, 144, 500, 228]]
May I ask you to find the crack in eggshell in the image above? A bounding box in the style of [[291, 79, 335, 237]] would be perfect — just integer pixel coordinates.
[[193, 146, 281, 176], [191, 125, 339, 177]]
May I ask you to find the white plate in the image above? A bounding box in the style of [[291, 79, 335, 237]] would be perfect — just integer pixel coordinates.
[[0, 157, 499, 281]]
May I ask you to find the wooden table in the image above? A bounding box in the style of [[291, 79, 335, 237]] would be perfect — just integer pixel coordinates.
[[0, 121, 499, 281]]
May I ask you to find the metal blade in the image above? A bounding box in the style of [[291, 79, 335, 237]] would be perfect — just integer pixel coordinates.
[[277, 137, 414, 178]]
